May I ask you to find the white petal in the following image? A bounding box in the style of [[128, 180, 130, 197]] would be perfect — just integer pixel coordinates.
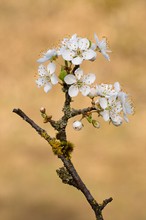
[[36, 77, 45, 87], [44, 83, 52, 93], [101, 50, 110, 61], [71, 34, 77, 41], [111, 115, 123, 126], [83, 49, 97, 60], [45, 49, 57, 58], [88, 87, 97, 98], [114, 101, 122, 113], [83, 73, 96, 85], [94, 33, 99, 45], [80, 85, 91, 96], [96, 85, 102, 96], [72, 56, 83, 65], [62, 50, 75, 61], [114, 82, 121, 92], [64, 74, 77, 85], [108, 96, 116, 105], [78, 38, 90, 50], [47, 62, 56, 74], [68, 85, 79, 97], [50, 74, 58, 85], [99, 39, 107, 50], [68, 39, 78, 51], [74, 68, 83, 80], [62, 37, 69, 46], [37, 57, 49, 63], [38, 64, 47, 76], [37, 49, 57, 63], [118, 92, 127, 103], [123, 114, 129, 123], [126, 103, 133, 114], [59, 47, 66, 55], [56, 48, 62, 56], [99, 98, 108, 109], [101, 110, 110, 121]]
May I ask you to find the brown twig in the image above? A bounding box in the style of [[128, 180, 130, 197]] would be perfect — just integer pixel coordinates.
[[13, 108, 113, 220], [70, 106, 98, 117]]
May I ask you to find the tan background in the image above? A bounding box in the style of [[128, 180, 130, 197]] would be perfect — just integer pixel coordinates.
[[1, 0, 146, 219]]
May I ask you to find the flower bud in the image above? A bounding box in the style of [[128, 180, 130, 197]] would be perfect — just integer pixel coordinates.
[[40, 107, 46, 114], [72, 121, 83, 131], [92, 120, 100, 128]]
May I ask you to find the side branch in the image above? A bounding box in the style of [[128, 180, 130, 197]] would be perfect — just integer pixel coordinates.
[[13, 108, 45, 135], [70, 106, 98, 118], [13, 108, 52, 142]]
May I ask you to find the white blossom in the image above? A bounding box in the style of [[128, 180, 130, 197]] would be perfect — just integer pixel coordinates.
[[95, 82, 134, 126], [64, 68, 96, 97], [94, 33, 111, 61], [73, 121, 83, 131], [59, 34, 96, 65], [35, 33, 134, 128], [36, 63, 58, 93], [96, 82, 121, 98], [97, 96, 123, 126]]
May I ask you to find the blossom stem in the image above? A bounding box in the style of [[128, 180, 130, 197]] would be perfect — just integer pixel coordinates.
[[71, 64, 80, 74]]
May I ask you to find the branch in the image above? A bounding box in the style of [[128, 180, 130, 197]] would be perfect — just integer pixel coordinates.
[[13, 108, 46, 135], [70, 106, 97, 117], [13, 108, 113, 220]]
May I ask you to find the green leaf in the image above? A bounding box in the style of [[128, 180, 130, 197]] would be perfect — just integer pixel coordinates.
[[89, 40, 92, 48], [85, 114, 93, 123], [59, 69, 67, 81]]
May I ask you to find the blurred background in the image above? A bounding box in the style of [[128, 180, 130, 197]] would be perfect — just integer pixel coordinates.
[[0, 0, 146, 219]]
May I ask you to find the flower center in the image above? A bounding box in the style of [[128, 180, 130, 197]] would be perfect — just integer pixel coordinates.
[[76, 80, 83, 88], [76, 49, 82, 56], [45, 75, 51, 82]]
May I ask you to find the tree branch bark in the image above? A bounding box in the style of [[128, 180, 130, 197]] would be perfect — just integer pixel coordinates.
[[13, 108, 113, 220]]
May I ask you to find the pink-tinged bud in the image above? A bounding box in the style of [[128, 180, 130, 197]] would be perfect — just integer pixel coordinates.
[[73, 121, 83, 131]]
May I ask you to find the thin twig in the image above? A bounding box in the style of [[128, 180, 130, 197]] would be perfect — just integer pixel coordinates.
[[13, 108, 45, 135], [70, 106, 97, 117]]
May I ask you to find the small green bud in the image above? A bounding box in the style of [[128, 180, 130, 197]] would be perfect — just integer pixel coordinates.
[[40, 107, 52, 123], [92, 120, 100, 128], [85, 114, 93, 123]]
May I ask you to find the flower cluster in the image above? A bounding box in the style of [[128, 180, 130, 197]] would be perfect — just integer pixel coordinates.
[[36, 33, 110, 94], [36, 33, 134, 129], [59, 34, 97, 65], [95, 82, 134, 126]]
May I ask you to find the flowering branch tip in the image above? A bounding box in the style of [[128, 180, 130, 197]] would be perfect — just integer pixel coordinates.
[[13, 31, 134, 220]]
